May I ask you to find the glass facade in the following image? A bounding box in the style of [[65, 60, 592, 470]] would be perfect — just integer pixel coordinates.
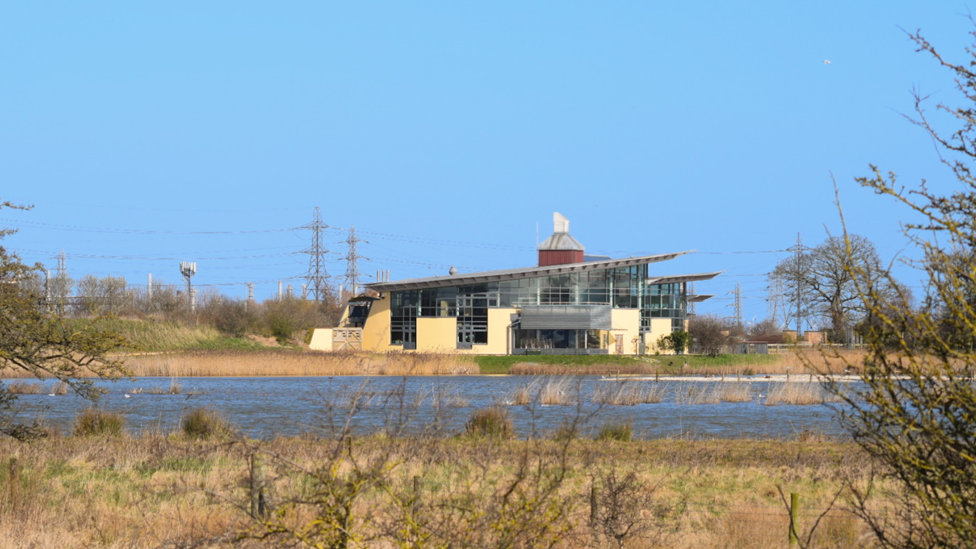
[[387, 265, 688, 347]]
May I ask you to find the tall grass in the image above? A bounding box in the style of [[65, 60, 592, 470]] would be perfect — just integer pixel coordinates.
[[181, 407, 234, 440], [73, 408, 126, 437], [0, 432, 881, 549]]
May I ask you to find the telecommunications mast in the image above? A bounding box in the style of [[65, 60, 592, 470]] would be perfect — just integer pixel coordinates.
[[180, 261, 197, 312]]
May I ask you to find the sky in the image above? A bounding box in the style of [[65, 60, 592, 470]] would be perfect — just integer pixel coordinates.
[[1, 2, 974, 326]]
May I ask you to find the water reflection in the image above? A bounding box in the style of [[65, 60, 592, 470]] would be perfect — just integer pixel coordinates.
[[9, 376, 849, 440]]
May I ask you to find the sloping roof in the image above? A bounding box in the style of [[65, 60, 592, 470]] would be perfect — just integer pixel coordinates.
[[366, 251, 722, 292], [538, 232, 585, 251]]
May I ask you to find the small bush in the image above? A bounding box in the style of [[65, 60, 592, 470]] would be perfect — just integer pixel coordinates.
[[465, 407, 514, 439], [181, 407, 233, 440], [596, 422, 633, 442], [73, 408, 126, 437]]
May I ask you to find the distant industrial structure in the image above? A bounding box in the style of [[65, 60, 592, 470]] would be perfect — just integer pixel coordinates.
[[311, 213, 720, 355]]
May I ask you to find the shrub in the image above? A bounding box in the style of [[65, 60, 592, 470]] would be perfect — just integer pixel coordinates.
[[181, 407, 233, 440], [73, 408, 126, 437], [464, 407, 514, 439]]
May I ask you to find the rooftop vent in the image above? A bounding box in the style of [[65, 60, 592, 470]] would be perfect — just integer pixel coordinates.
[[538, 212, 585, 266]]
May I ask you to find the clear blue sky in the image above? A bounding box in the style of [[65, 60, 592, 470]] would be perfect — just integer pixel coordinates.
[[1, 2, 972, 325]]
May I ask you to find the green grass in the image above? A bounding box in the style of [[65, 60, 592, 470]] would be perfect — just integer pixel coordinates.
[[472, 353, 782, 374], [473, 354, 649, 374]]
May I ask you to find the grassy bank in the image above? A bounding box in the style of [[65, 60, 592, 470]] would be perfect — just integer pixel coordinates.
[[0, 428, 885, 549], [78, 318, 273, 352]]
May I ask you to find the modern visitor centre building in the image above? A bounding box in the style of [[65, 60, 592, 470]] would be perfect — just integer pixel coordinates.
[[324, 213, 721, 356]]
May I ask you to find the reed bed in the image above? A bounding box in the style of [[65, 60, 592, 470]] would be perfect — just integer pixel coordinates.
[[592, 382, 665, 405], [764, 382, 844, 406], [504, 377, 578, 406], [120, 350, 477, 377], [715, 382, 754, 403], [5, 381, 43, 394], [675, 384, 722, 405], [0, 427, 885, 549]]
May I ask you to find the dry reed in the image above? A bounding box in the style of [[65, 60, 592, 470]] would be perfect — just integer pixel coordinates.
[[764, 382, 843, 406], [715, 382, 753, 403], [6, 381, 42, 394], [120, 350, 477, 377], [506, 377, 577, 406], [592, 382, 665, 405], [675, 384, 722, 405]]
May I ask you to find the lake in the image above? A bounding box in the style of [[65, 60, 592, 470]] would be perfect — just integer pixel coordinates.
[[7, 375, 849, 440]]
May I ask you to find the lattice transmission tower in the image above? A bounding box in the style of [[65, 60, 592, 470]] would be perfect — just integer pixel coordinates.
[[302, 207, 330, 302], [342, 226, 368, 296]]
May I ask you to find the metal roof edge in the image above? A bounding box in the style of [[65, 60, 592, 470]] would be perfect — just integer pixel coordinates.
[[366, 251, 699, 292]]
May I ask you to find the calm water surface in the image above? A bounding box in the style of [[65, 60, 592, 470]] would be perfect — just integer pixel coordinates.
[[9, 376, 848, 440]]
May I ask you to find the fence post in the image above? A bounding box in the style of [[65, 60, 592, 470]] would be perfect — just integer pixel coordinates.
[[589, 481, 600, 544], [8, 458, 18, 515], [789, 492, 800, 546], [250, 453, 267, 519], [412, 475, 421, 513]]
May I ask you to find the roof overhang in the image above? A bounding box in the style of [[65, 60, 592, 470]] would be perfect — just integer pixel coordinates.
[[366, 251, 717, 292], [687, 294, 715, 303], [649, 272, 724, 285]]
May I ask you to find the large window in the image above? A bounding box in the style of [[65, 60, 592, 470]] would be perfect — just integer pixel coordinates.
[[390, 290, 418, 345], [640, 282, 687, 332], [457, 285, 490, 345], [514, 329, 604, 350]]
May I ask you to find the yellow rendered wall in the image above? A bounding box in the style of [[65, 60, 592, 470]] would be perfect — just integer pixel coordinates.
[[610, 309, 641, 355], [643, 318, 676, 354], [309, 328, 333, 351], [459, 308, 517, 355], [360, 295, 403, 353], [416, 317, 458, 352], [360, 298, 516, 355]]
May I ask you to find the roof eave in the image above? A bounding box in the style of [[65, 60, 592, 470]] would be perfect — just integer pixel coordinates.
[[366, 251, 702, 292]]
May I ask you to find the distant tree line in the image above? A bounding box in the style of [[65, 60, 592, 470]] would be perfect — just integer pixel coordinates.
[[20, 271, 346, 345]]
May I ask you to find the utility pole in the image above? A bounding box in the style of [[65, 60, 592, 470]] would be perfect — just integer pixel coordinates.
[[53, 249, 68, 315], [789, 233, 805, 336], [180, 262, 197, 313], [44, 269, 51, 311], [726, 282, 743, 329], [689, 282, 697, 316], [733, 282, 743, 329], [302, 207, 330, 302], [342, 226, 367, 296]]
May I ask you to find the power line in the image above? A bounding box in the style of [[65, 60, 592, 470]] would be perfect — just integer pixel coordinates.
[[0, 218, 300, 235]]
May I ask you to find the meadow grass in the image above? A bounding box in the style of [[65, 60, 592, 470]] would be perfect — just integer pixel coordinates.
[[0, 427, 885, 549]]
